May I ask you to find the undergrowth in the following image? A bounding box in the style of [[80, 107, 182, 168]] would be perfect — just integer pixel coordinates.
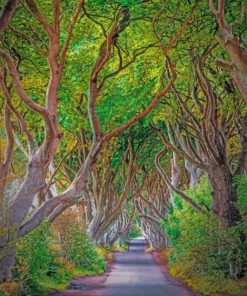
[[161, 176, 247, 296]]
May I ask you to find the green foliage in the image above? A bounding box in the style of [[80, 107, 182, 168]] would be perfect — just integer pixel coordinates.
[[15, 222, 71, 295], [14, 220, 105, 295], [236, 174, 247, 222], [88, 0, 142, 7], [128, 227, 141, 238], [1, 1, 247, 295], [61, 225, 105, 272], [162, 176, 247, 295], [52, 207, 106, 273]]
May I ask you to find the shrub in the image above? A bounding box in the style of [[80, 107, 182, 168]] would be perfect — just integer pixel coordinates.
[[15, 221, 70, 295], [96, 245, 113, 261], [61, 227, 105, 272], [52, 206, 105, 273], [162, 176, 247, 295], [14, 206, 106, 295]]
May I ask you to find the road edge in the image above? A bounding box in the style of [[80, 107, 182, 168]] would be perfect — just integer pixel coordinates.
[[153, 251, 202, 296]]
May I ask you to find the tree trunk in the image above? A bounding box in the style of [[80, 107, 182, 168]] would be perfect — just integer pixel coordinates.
[[209, 166, 241, 229], [169, 152, 180, 207], [0, 246, 16, 282], [185, 159, 203, 187], [217, 35, 247, 83], [88, 213, 102, 239], [10, 165, 46, 226]]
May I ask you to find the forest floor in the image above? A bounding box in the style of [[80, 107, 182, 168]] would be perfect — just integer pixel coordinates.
[[50, 238, 199, 296]]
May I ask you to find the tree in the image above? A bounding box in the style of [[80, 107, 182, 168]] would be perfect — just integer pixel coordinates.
[[0, 0, 18, 33], [209, 0, 247, 101], [0, 0, 84, 281], [0, 0, 198, 281], [155, 53, 247, 228]]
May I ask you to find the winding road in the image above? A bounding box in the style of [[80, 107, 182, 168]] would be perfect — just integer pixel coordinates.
[[91, 237, 198, 296], [53, 237, 198, 296]]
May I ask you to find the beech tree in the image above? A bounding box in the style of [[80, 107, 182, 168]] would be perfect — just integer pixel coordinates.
[[155, 53, 246, 228], [0, 0, 84, 281], [0, 0, 246, 290], [0, 0, 198, 282], [87, 138, 134, 242], [209, 0, 247, 101], [134, 172, 168, 249], [0, 0, 18, 33], [102, 203, 135, 246]]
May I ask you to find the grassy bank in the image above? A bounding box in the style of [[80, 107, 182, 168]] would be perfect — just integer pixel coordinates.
[[157, 248, 247, 296]]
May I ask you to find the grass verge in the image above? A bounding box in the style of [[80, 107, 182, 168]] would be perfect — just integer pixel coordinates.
[[157, 248, 247, 296]]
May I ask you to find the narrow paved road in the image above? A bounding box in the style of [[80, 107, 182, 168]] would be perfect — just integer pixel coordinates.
[[91, 238, 198, 296]]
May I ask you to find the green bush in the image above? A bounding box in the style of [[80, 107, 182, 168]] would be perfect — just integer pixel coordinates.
[[14, 217, 105, 295], [162, 176, 247, 290], [236, 173, 247, 230], [51, 206, 106, 274], [15, 221, 71, 295], [60, 223, 105, 273]]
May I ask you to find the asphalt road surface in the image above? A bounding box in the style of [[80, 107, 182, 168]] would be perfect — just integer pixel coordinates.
[[91, 237, 198, 296]]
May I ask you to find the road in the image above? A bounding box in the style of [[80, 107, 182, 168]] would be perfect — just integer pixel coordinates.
[[91, 237, 198, 296]]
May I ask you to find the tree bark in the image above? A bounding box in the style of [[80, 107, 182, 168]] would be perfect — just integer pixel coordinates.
[[0, 0, 18, 33], [185, 159, 203, 187], [208, 165, 241, 229], [0, 247, 15, 282], [209, 0, 247, 100], [169, 152, 180, 207]]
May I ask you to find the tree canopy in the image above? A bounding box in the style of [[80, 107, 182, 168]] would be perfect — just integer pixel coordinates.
[[0, 0, 247, 295]]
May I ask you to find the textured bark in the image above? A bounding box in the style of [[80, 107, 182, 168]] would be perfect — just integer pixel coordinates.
[[17, 140, 100, 238], [185, 159, 203, 187], [0, 247, 15, 282], [0, 105, 14, 199], [209, 0, 247, 101], [208, 165, 241, 229], [169, 152, 180, 207], [217, 36, 247, 84], [155, 149, 202, 212], [11, 166, 46, 225], [88, 212, 103, 239], [0, 0, 18, 33]]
